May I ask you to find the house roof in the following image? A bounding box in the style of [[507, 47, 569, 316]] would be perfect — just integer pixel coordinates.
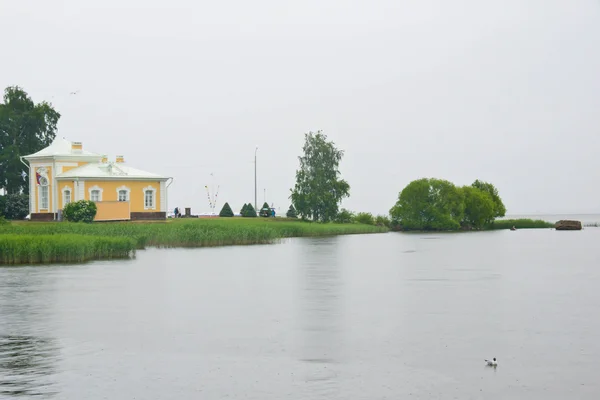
[[56, 162, 169, 180], [23, 137, 102, 159]]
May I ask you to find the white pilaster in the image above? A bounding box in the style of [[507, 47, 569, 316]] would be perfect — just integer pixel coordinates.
[[160, 181, 166, 212]]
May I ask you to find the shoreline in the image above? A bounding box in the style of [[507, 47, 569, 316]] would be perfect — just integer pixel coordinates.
[[0, 218, 388, 265]]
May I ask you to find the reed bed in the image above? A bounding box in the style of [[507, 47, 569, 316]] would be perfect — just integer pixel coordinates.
[[0, 234, 136, 265], [486, 218, 554, 230], [0, 218, 387, 262]]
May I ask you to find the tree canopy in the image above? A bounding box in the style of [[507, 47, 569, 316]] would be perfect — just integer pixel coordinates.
[[0, 86, 60, 194], [390, 178, 465, 231], [461, 186, 495, 229], [390, 178, 506, 231], [290, 130, 350, 222], [471, 179, 506, 218]]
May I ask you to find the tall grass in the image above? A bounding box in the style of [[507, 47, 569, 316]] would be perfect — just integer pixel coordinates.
[[486, 218, 554, 230], [0, 234, 136, 265]]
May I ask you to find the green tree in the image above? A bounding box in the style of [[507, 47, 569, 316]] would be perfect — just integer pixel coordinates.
[[471, 179, 506, 218], [461, 186, 495, 229], [62, 200, 97, 223], [240, 203, 248, 215], [2, 193, 28, 220], [242, 203, 257, 217], [290, 130, 350, 222], [390, 178, 465, 231], [219, 202, 234, 217], [0, 86, 60, 194], [286, 204, 298, 218]]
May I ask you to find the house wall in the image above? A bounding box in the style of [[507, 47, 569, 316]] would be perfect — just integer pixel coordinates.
[[82, 180, 162, 213]]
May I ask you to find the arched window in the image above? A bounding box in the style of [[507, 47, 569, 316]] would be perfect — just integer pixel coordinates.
[[88, 185, 103, 202], [143, 186, 156, 210], [116, 186, 130, 202], [62, 187, 72, 206], [39, 176, 49, 210]]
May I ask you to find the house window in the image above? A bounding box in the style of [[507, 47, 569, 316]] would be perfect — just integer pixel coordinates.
[[117, 188, 129, 202], [40, 185, 49, 210], [88, 185, 103, 202], [145, 190, 154, 208], [64, 189, 72, 206], [143, 185, 157, 210]]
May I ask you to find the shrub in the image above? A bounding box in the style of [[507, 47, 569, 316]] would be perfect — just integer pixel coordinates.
[[335, 208, 354, 224], [0, 195, 6, 216], [62, 200, 97, 223], [354, 212, 375, 225], [286, 204, 298, 218], [242, 203, 257, 217], [2, 194, 29, 220], [0, 215, 8, 225], [375, 215, 391, 227], [219, 202, 234, 217]]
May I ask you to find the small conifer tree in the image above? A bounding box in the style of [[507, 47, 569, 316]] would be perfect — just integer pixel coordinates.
[[286, 204, 298, 218], [242, 203, 257, 217], [219, 202, 234, 217]]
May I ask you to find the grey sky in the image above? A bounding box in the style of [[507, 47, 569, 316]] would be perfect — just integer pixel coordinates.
[[2, 0, 599, 215]]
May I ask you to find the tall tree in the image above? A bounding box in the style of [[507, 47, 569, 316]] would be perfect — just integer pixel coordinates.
[[0, 86, 60, 194], [471, 179, 506, 218], [290, 130, 350, 222]]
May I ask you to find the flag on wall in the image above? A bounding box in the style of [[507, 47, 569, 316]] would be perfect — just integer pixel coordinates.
[[36, 170, 42, 185]]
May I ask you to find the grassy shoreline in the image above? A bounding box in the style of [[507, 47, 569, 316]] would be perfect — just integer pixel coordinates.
[[0, 217, 388, 265], [486, 218, 554, 230], [391, 218, 555, 232]]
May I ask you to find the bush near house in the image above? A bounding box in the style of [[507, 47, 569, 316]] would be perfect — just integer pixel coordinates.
[[62, 200, 97, 223], [219, 202, 234, 217]]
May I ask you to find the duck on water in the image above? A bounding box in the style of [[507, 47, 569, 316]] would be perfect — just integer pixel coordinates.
[[485, 358, 498, 367]]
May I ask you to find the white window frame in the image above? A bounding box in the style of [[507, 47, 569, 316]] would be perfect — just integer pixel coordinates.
[[116, 186, 130, 202], [143, 185, 156, 210], [88, 185, 103, 202], [62, 186, 72, 207], [39, 178, 49, 210]]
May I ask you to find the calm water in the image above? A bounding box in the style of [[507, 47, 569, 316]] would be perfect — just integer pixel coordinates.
[[1, 227, 600, 399]]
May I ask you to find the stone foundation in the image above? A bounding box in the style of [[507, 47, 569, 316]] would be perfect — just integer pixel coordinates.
[[30, 213, 56, 221], [130, 212, 167, 221]]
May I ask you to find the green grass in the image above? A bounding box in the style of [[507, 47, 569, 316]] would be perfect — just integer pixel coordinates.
[[0, 217, 387, 264], [0, 234, 137, 265], [485, 218, 554, 230]]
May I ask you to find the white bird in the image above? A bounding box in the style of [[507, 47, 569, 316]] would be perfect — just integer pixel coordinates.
[[485, 358, 498, 366]]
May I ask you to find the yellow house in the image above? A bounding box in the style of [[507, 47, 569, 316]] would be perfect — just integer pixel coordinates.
[[21, 137, 172, 221]]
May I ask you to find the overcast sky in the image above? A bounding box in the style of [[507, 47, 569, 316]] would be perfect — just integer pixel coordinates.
[[2, 0, 599, 215]]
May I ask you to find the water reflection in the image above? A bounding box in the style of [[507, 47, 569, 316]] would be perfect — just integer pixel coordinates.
[[296, 237, 342, 398], [0, 268, 61, 398], [0, 335, 60, 398]]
